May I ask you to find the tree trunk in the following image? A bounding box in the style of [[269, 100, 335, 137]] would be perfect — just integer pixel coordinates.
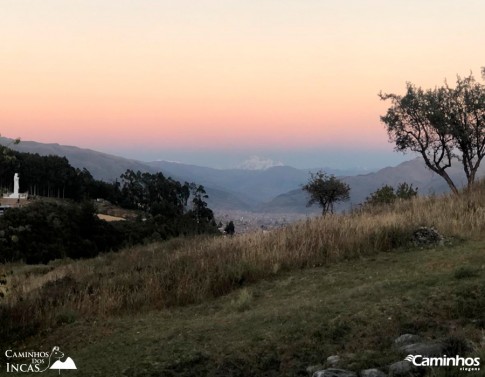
[[440, 171, 459, 195]]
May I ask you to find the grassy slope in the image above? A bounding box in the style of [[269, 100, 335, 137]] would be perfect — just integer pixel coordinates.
[[15, 241, 485, 376]]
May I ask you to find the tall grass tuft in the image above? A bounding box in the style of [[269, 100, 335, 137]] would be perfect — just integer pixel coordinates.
[[1, 180, 485, 342]]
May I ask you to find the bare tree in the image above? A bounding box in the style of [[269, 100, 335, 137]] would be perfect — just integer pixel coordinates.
[[380, 73, 485, 193]]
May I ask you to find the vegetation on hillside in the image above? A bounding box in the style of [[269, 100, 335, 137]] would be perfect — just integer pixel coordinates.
[[0, 201, 121, 264], [5, 241, 482, 376], [224, 220, 235, 235], [364, 182, 418, 207], [1, 179, 484, 348], [0, 148, 114, 200], [302, 171, 350, 215], [0, 148, 219, 264]]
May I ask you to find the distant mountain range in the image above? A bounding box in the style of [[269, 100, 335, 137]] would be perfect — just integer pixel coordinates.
[[2, 137, 480, 213], [260, 158, 482, 213], [1, 137, 152, 181]]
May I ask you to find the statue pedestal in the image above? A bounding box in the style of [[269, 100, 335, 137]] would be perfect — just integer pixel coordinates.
[[2, 193, 28, 199]]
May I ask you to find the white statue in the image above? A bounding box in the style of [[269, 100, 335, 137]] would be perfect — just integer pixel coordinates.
[[3, 172, 26, 199], [13, 173, 19, 196]]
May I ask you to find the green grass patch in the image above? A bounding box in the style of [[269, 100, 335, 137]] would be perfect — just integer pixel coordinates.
[[5, 241, 485, 376], [453, 265, 481, 279]]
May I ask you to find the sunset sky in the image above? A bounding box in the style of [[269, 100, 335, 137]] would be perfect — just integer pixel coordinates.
[[1, 1, 485, 168]]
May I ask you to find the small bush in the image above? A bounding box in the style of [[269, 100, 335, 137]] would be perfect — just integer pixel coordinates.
[[453, 266, 480, 279], [224, 221, 235, 235], [327, 320, 351, 342], [364, 182, 418, 207], [454, 284, 485, 320], [441, 334, 471, 355], [56, 309, 78, 325]]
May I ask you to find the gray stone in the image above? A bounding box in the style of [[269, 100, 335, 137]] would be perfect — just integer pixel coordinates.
[[388, 361, 416, 377], [400, 341, 445, 357], [394, 334, 421, 347], [412, 227, 444, 247], [307, 365, 324, 374], [312, 369, 357, 377], [326, 355, 340, 366], [360, 369, 387, 377]]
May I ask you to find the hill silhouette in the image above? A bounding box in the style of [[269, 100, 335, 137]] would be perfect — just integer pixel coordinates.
[[4, 137, 482, 212]]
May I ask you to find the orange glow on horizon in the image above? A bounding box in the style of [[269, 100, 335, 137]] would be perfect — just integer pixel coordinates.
[[1, 1, 484, 154]]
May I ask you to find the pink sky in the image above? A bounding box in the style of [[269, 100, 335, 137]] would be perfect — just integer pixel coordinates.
[[1, 1, 484, 167]]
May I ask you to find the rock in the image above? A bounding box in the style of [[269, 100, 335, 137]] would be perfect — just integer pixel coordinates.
[[307, 365, 325, 374], [412, 227, 444, 247], [400, 341, 445, 357], [326, 355, 340, 366], [360, 369, 387, 377], [388, 361, 416, 376], [312, 368, 357, 377], [394, 334, 421, 347]]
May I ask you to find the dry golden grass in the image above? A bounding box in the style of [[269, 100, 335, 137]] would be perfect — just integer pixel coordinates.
[[1, 181, 485, 342]]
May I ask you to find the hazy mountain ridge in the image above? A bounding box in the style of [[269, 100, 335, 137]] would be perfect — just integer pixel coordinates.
[[147, 160, 308, 202], [147, 161, 370, 205], [260, 158, 485, 213], [3, 137, 478, 214], [1, 137, 155, 181], [0, 138, 249, 210]]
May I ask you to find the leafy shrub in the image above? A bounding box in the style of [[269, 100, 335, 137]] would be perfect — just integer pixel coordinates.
[[364, 182, 418, 207], [224, 221, 235, 235], [0, 201, 122, 263]]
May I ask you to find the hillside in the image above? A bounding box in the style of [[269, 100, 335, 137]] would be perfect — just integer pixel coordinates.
[[3, 241, 484, 376], [261, 158, 485, 213], [1, 179, 485, 376], [0, 137, 252, 211], [1, 137, 155, 181], [1, 137, 366, 211], [147, 161, 370, 205], [148, 161, 311, 203], [4, 136, 485, 214]]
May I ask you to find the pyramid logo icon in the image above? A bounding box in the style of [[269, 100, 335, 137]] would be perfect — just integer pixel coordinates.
[[47, 347, 77, 374]]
